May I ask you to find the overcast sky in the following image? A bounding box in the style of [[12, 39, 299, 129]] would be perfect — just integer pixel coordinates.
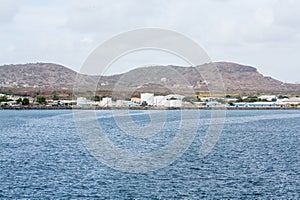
[[0, 0, 299, 83]]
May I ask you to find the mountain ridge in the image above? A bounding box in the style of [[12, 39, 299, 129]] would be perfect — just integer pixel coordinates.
[[0, 62, 299, 96]]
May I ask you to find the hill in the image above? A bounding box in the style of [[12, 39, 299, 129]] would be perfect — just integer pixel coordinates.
[[101, 62, 300, 95], [0, 62, 299, 97], [0, 63, 96, 88]]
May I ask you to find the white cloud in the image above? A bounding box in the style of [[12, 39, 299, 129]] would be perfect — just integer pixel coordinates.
[[0, 0, 299, 82]]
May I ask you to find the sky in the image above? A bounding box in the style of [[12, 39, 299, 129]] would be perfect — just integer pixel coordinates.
[[0, 0, 299, 83]]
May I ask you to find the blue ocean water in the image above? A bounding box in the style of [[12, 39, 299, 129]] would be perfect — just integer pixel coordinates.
[[0, 110, 299, 199]]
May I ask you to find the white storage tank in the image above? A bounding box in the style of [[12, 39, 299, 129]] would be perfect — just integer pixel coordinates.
[[140, 93, 154, 106], [101, 97, 112, 107], [154, 96, 166, 106]]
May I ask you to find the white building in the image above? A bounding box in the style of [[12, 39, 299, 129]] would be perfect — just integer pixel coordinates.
[[276, 97, 300, 106], [258, 95, 276, 101], [234, 102, 277, 107], [206, 101, 224, 107], [166, 94, 185, 100], [100, 97, 112, 107], [77, 97, 87, 105], [154, 96, 166, 106], [76, 97, 92, 107], [166, 100, 182, 107], [116, 100, 129, 107], [141, 93, 154, 106], [115, 100, 138, 107], [59, 100, 77, 106], [225, 98, 238, 102]]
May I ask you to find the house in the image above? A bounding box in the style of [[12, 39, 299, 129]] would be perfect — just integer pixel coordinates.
[[131, 97, 141, 104]]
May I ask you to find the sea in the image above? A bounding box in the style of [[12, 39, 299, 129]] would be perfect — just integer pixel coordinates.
[[0, 109, 299, 199]]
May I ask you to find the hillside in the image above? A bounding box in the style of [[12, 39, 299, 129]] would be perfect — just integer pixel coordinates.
[[0, 62, 299, 96], [105, 62, 300, 94], [0, 63, 98, 88]]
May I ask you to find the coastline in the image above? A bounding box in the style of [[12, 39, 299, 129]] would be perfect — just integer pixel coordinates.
[[1, 106, 300, 110]]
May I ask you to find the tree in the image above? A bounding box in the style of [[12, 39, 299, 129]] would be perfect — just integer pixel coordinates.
[[0, 95, 8, 102], [22, 98, 30, 105], [91, 95, 100, 101], [278, 95, 288, 99], [53, 94, 59, 100], [141, 101, 148, 107], [246, 96, 258, 102], [228, 102, 234, 106], [16, 98, 22, 104], [194, 95, 203, 102], [36, 96, 46, 104], [236, 97, 243, 102], [6, 90, 13, 95], [183, 96, 195, 103], [35, 90, 40, 96]]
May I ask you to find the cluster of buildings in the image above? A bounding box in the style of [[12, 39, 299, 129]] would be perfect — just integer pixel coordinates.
[[75, 94, 300, 108], [0, 94, 34, 106], [228, 95, 300, 108], [76, 93, 186, 108], [1, 93, 300, 108]]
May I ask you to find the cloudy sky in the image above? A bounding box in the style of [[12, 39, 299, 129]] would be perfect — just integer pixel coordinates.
[[0, 0, 299, 83]]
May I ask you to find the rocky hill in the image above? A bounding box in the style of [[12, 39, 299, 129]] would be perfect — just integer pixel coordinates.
[[0, 62, 299, 96]]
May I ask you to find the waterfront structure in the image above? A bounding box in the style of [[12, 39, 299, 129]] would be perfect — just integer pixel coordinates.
[[234, 102, 277, 107]]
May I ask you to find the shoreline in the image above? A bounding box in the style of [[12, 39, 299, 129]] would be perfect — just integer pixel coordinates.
[[1, 106, 300, 110]]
